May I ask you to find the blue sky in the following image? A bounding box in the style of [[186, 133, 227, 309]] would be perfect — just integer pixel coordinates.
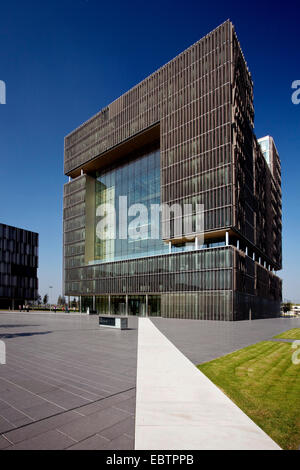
[[0, 0, 299, 303]]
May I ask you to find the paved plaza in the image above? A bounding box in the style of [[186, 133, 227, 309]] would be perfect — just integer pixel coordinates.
[[0, 312, 299, 449], [0, 312, 138, 450], [152, 316, 300, 364], [135, 318, 280, 450]]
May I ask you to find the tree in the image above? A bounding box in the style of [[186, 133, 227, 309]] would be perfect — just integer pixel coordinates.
[[43, 294, 48, 305], [282, 302, 293, 313], [36, 295, 42, 306]]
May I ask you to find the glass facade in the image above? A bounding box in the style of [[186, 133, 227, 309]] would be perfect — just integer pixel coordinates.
[[65, 246, 233, 294], [94, 146, 169, 263], [63, 20, 282, 320]]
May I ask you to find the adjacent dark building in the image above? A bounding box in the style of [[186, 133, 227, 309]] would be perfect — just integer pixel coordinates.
[[0, 224, 38, 309], [63, 20, 282, 320]]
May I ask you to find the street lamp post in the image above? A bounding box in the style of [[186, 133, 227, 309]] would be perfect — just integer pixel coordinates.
[[49, 286, 53, 311]]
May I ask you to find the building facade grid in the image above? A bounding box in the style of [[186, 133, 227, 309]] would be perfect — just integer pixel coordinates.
[[63, 20, 282, 320]]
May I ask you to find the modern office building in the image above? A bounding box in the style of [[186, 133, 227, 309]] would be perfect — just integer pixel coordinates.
[[0, 223, 39, 309], [258, 135, 281, 184], [63, 20, 282, 320]]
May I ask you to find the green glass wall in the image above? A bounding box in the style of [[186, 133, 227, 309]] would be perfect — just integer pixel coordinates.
[[94, 147, 169, 263]]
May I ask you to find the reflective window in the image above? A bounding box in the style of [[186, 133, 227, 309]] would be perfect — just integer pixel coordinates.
[[94, 147, 169, 263]]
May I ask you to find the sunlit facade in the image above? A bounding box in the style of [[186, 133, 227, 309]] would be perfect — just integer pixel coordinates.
[[94, 145, 168, 263], [63, 20, 282, 320]]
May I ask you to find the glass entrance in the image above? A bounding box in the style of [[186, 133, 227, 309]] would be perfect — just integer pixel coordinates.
[[94, 294, 161, 316], [128, 295, 146, 316]]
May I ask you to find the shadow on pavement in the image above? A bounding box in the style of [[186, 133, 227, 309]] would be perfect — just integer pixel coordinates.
[[0, 331, 52, 339], [0, 324, 40, 328]]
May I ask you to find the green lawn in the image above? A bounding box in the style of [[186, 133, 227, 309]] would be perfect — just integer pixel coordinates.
[[198, 341, 300, 450], [273, 328, 300, 340]]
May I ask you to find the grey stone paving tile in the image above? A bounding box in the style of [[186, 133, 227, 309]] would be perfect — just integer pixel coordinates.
[[9, 366, 106, 396], [3, 410, 81, 444], [0, 313, 138, 450], [99, 416, 135, 441], [67, 434, 110, 450], [0, 418, 14, 434], [57, 407, 131, 441], [21, 402, 65, 420], [76, 390, 135, 416], [152, 317, 300, 364], [2, 377, 58, 395], [59, 380, 110, 397], [39, 389, 90, 409], [8, 429, 76, 450], [0, 409, 33, 432], [67, 432, 134, 450], [112, 397, 136, 415], [52, 384, 105, 400], [0, 435, 12, 449], [0, 391, 45, 410], [100, 434, 134, 450]]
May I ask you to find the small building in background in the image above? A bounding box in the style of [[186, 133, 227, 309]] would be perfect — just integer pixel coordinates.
[[0, 223, 38, 310]]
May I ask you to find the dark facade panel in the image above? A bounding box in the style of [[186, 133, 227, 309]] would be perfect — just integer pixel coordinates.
[[0, 223, 39, 309]]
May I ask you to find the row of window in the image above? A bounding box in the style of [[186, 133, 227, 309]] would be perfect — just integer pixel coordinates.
[[0, 225, 38, 246], [161, 185, 232, 213], [0, 286, 37, 298], [163, 97, 230, 141], [0, 241, 38, 256], [162, 121, 231, 155], [64, 188, 86, 209], [234, 292, 280, 320], [0, 274, 37, 288], [0, 253, 38, 268], [64, 241, 85, 257], [66, 22, 232, 149], [64, 202, 85, 220], [66, 248, 233, 279], [64, 175, 86, 196], [65, 269, 232, 295], [162, 164, 231, 200], [162, 141, 231, 170], [161, 291, 232, 320], [64, 215, 85, 233], [64, 228, 85, 244], [64, 24, 232, 173]]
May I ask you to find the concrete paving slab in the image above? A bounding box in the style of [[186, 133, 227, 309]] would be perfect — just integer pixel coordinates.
[[135, 318, 281, 450], [100, 415, 135, 440], [3, 410, 81, 444], [0, 312, 138, 449], [57, 406, 131, 441], [1, 311, 296, 449], [100, 434, 134, 450], [67, 434, 110, 450], [8, 429, 76, 450], [152, 317, 300, 364], [76, 389, 135, 416], [0, 435, 11, 449]]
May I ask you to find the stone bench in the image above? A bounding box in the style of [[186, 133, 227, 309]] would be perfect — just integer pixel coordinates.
[[99, 316, 128, 330]]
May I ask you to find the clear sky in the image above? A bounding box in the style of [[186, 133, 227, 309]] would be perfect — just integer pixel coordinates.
[[0, 0, 299, 303]]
